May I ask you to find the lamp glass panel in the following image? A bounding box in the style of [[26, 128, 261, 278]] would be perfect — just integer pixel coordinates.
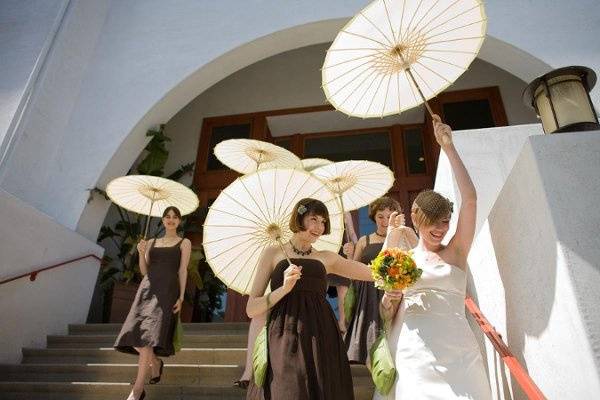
[[534, 86, 558, 133], [548, 75, 597, 127]]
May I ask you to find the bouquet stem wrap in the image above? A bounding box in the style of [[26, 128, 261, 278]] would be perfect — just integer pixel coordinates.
[[369, 247, 422, 395]]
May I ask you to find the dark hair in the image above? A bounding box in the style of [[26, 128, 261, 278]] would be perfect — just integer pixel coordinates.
[[162, 206, 182, 219], [368, 196, 401, 222], [289, 198, 331, 235]]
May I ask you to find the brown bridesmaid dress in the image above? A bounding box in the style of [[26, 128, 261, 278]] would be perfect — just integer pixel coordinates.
[[114, 238, 183, 356], [344, 234, 384, 365], [247, 258, 354, 400]]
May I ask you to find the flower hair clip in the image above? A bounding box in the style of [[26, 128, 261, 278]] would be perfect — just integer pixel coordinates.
[[297, 204, 308, 215]]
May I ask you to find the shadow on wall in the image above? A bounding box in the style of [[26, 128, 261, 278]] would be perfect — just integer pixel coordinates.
[[535, 133, 600, 377], [488, 146, 557, 399]]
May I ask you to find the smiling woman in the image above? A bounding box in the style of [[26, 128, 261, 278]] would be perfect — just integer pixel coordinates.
[[114, 206, 192, 400], [245, 197, 379, 399], [376, 116, 490, 400]]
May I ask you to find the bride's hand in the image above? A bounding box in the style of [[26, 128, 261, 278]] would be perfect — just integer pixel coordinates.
[[386, 211, 405, 235], [432, 114, 453, 147], [382, 289, 403, 309]]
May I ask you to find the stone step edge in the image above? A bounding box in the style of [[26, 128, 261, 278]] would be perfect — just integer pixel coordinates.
[[68, 324, 249, 334], [23, 347, 248, 353], [0, 363, 369, 371], [49, 334, 248, 339]]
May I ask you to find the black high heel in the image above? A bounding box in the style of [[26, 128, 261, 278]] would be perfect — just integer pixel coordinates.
[[233, 379, 250, 389], [149, 359, 164, 384]]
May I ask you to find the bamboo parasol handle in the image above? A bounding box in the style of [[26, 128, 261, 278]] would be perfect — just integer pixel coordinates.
[[143, 192, 157, 239], [397, 52, 434, 117], [276, 239, 293, 266], [338, 195, 351, 244]]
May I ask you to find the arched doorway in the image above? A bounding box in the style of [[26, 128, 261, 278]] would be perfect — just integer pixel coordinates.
[[85, 22, 552, 322]]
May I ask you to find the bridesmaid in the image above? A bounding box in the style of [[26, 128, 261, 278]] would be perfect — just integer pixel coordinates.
[[246, 198, 376, 400], [114, 206, 191, 400], [344, 197, 417, 367]]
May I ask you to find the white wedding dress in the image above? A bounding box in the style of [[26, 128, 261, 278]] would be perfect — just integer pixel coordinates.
[[374, 248, 492, 400]]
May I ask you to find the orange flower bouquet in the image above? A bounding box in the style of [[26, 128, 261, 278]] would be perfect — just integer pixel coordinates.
[[371, 247, 422, 291]]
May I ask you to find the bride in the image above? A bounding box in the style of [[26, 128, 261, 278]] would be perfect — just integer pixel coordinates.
[[376, 115, 492, 399]]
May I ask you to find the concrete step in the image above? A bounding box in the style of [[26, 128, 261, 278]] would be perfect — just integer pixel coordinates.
[[0, 363, 371, 385], [0, 363, 243, 385], [68, 323, 249, 335], [22, 348, 247, 365], [1, 322, 377, 399], [0, 382, 375, 400], [47, 334, 248, 348]]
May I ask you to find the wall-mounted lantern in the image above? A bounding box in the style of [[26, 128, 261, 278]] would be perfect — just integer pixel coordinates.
[[523, 66, 599, 134]]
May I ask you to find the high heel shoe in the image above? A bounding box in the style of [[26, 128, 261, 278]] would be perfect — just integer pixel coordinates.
[[149, 359, 164, 384], [233, 379, 250, 389]]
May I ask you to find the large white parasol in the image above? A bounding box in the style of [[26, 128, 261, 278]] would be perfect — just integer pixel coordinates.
[[106, 175, 199, 238], [214, 139, 302, 174], [202, 168, 344, 294], [322, 0, 487, 118]]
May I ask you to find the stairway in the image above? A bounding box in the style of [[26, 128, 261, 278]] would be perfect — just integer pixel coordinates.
[[0, 322, 375, 399]]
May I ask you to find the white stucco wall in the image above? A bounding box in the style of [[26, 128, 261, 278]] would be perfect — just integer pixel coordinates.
[[0, 0, 68, 161], [484, 132, 600, 399], [435, 129, 600, 399], [434, 124, 544, 235], [0, 189, 103, 363]]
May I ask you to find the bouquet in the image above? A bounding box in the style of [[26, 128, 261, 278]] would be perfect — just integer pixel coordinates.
[[371, 247, 422, 291]]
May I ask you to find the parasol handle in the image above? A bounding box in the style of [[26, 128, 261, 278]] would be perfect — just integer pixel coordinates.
[[275, 238, 293, 266], [335, 183, 351, 245], [338, 195, 352, 245], [266, 224, 293, 266], [143, 194, 157, 240], [143, 212, 152, 239], [397, 53, 434, 117]]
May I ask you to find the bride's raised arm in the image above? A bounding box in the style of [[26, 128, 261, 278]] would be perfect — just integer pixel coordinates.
[[432, 115, 477, 266]]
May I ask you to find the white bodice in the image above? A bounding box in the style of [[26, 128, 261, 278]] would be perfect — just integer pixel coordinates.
[[402, 248, 467, 317]]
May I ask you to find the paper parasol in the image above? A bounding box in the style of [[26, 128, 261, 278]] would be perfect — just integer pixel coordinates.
[[106, 175, 199, 238], [202, 168, 344, 294], [214, 139, 302, 174], [322, 0, 486, 117]]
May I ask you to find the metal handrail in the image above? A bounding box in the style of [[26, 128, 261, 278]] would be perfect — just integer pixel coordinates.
[[0, 254, 102, 285], [465, 296, 547, 400]]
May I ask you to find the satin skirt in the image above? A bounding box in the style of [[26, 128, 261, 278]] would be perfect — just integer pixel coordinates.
[[374, 289, 492, 400]]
